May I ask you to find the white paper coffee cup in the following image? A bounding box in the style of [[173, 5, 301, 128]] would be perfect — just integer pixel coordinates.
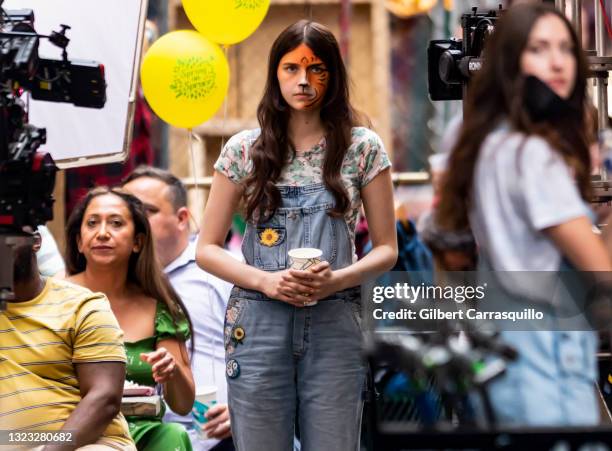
[[288, 248, 322, 270], [288, 248, 322, 306], [193, 385, 217, 440]]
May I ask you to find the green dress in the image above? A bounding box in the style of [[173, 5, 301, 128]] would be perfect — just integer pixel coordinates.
[[125, 302, 192, 451]]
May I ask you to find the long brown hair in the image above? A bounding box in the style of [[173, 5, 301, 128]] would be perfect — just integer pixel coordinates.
[[65, 187, 193, 347], [437, 3, 591, 231], [244, 20, 364, 221]]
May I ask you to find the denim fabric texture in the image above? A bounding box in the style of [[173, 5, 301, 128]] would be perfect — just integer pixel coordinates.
[[482, 329, 598, 426], [475, 255, 599, 426], [225, 183, 365, 451]]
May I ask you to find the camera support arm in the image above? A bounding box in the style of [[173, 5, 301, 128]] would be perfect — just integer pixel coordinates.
[[0, 24, 72, 62]]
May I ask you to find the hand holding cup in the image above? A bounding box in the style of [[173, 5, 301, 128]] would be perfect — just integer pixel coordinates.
[[288, 248, 322, 306], [192, 386, 218, 440]]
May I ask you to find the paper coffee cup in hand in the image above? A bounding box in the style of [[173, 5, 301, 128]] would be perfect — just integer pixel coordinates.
[[192, 385, 217, 440], [288, 248, 322, 307], [288, 248, 322, 270]]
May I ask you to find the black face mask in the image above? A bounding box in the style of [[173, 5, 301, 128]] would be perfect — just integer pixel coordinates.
[[523, 75, 580, 122]]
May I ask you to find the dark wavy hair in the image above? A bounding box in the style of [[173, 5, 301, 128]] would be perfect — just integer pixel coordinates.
[[437, 3, 591, 231], [65, 187, 193, 350], [244, 20, 365, 221]]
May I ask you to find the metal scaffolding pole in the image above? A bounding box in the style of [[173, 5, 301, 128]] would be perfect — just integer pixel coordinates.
[[594, 0, 610, 133], [555, 0, 566, 18], [571, 0, 582, 47]]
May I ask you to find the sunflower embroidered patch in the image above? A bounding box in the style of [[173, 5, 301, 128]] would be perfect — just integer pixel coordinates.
[[260, 228, 280, 246], [233, 326, 246, 343]]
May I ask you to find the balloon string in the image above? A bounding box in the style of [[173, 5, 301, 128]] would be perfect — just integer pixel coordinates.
[[221, 45, 230, 153], [188, 128, 203, 235]]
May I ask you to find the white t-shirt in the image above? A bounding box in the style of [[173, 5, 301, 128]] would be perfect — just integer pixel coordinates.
[[37, 226, 65, 276], [469, 125, 589, 271]]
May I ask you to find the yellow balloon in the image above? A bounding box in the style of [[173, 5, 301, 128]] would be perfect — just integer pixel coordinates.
[[140, 31, 229, 129], [182, 0, 270, 45]]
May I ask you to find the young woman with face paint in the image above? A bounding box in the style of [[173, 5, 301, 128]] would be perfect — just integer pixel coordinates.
[[196, 20, 397, 451], [437, 4, 612, 425]]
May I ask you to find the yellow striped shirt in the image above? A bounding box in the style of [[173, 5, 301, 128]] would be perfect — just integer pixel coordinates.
[[0, 278, 133, 448]]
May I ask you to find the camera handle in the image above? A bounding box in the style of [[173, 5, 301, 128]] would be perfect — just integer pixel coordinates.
[[48, 25, 71, 61], [0, 25, 72, 62]]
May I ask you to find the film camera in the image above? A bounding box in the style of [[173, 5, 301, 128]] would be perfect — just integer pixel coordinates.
[[0, 1, 106, 309], [428, 6, 503, 101]]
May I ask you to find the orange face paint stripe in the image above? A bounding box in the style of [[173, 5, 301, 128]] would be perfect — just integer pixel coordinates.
[[278, 44, 329, 108]]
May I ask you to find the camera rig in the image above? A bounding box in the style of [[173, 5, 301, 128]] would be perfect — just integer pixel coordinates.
[[428, 6, 503, 101], [0, 1, 106, 310]]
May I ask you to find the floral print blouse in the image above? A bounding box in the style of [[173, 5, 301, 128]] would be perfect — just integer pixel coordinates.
[[214, 127, 391, 258]]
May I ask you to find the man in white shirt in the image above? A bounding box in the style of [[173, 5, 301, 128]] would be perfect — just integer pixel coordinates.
[[123, 166, 235, 451], [37, 225, 66, 276]]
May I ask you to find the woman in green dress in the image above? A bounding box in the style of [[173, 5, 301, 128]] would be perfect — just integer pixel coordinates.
[[65, 186, 196, 451]]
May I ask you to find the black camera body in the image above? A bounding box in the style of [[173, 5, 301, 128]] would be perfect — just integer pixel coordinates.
[[428, 7, 503, 101], [0, 4, 106, 231], [0, 126, 55, 229], [0, 2, 106, 309]]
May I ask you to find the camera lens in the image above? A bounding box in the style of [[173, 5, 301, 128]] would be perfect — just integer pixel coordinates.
[[439, 49, 462, 85]]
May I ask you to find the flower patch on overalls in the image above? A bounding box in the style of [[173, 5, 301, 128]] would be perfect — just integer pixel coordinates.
[[225, 299, 247, 355], [259, 228, 280, 246], [254, 226, 287, 270], [226, 359, 240, 379], [233, 326, 246, 343]]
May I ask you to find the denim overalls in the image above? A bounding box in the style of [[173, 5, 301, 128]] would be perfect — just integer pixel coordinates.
[[224, 183, 365, 451]]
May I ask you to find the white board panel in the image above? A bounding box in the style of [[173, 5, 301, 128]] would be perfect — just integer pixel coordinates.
[[3, 0, 147, 168]]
